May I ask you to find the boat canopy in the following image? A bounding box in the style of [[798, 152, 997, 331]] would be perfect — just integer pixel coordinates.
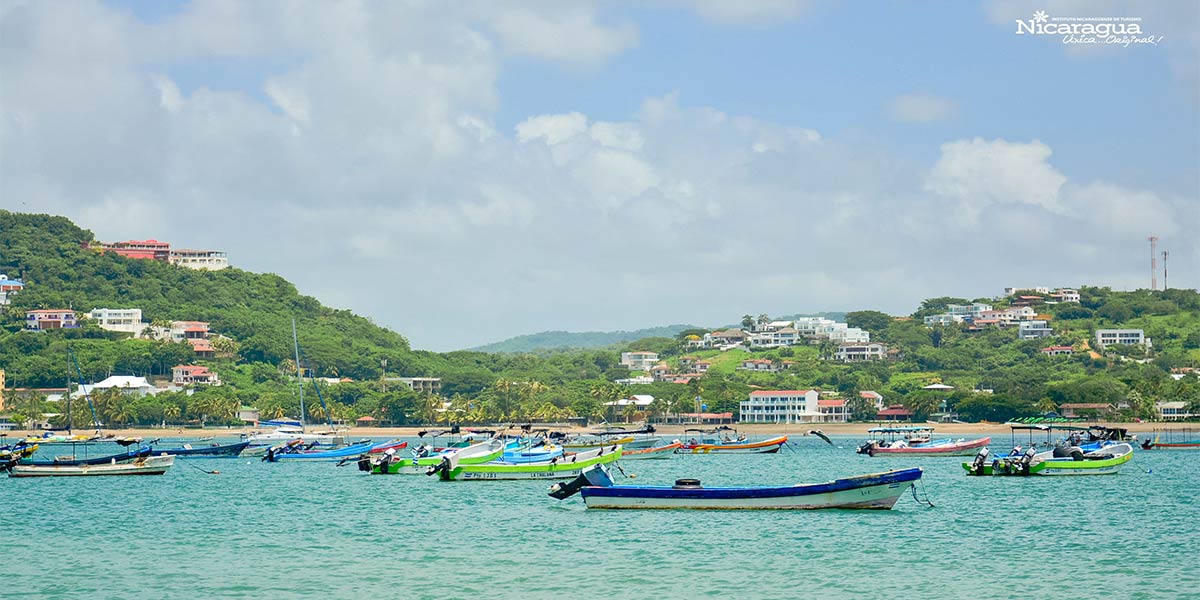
[[867, 426, 935, 434]]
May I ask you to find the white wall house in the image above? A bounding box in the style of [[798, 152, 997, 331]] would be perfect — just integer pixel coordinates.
[[169, 249, 229, 270], [1156, 401, 1196, 421], [924, 314, 964, 326], [74, 376, 156, 398], [740, 390, 821, 423], [1095, 329, 1146, 348], [89, 308, 145, 334], [1050, 289, 1080, 302], [1004, 286, 1051, 296], [749, 327, 803, 348], [946, 303, 993, 317], [1018, 320, 1053, 340], [834, 342, 888, 362], [620, 351, 660, 371]]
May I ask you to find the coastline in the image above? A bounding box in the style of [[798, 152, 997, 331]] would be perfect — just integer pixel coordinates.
[[5, 421, 1195, 440]]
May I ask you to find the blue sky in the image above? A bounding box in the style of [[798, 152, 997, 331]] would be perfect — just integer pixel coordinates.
[[4, 1, 1198, 350]]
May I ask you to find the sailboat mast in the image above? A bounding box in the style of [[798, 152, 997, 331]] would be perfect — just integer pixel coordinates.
[[292, 318, 305, 430], [66, 351, 73, 435]]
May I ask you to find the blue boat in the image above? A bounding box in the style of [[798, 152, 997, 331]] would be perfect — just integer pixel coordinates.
[[267, 441, 377, 462], [549, 465, 923, 510], [501, 441, 564, 464]]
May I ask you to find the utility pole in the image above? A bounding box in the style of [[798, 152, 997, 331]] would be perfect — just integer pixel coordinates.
[[1149, 236, 1158, 290], [1162, 250, 1169, 290]]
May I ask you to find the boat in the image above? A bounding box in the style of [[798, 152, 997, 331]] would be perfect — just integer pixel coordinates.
[[430, 445, 624, 481], [266, 440, 378, 462], [366, 439, 506, 474], [620, 441, 682, 460], [679, 430, 787, 454], [19, 445, 154, 466], [562, 435, 634, 449], [501, 442, 564, 464], [1141, 438, 1200, 450], [963, 443, 1134, 476], [548, 464, 924, 510], [367, 439, 409, 454], [247, 320, 349, 448], [0, 442, 38, 471], [8, 454, 175, 477], [157, 440, 251, 457], [856, 427, 989, 457]]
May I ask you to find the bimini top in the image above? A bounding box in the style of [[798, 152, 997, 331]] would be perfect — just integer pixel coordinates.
[[867, 426, 936, 434], [1002, 422, 1090, 432]]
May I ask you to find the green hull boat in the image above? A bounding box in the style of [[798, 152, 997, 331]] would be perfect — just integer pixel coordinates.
[[432, 445, 623, 481], [963, 443, 1133, 476], [371, 440, 505, 474]]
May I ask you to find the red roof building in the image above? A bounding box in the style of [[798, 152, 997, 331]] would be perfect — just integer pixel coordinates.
[[876, 404, 913, 421], [91, 239, 172, 261]]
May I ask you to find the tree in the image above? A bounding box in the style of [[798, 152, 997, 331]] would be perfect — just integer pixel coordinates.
[[902, 391, 943, 421], [741, 315, 754, 329], [846, 310, 891, 334]]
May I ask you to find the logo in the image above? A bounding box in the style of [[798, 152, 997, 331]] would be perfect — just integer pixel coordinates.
[[1014, 11, 1162, 47]]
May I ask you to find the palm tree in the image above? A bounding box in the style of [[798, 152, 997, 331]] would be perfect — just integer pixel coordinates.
[[741, 315, 754, 329], [1035, 397, 1059, 415]]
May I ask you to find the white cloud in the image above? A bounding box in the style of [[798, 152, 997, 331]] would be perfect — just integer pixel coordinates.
[[486, 5, 637, 63], [674, 0, 826, 25], [885, 93, 958, 124], [925, 138, 1067, 224], [516, 112, 589, 145]]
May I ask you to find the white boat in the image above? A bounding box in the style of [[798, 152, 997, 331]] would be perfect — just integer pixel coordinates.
[[8, 454, 175, 477], [244, 426, 346, 447]]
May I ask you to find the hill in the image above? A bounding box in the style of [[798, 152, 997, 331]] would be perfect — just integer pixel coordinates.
[[469, 325, 698, 353]]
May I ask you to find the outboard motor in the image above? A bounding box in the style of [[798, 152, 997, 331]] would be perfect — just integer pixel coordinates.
[[1141, 440, 1153, 451], [425, 456, 452, 479], [357, 455, 373, 472], [548, 473, 590, 500], [856, 441, 876, 456], [969, 447, 990, 476], [1019, 445, 1038, 475]]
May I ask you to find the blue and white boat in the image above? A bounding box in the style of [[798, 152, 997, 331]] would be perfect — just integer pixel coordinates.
[[549, 465, 923, 510], [267, 440, 377, 462]]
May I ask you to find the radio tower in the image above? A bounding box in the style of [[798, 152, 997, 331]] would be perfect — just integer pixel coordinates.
[[1149, 236, 1158, 290], [1162, 250, 1169, 290]]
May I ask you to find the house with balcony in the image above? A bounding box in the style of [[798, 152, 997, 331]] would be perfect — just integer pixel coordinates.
[[738, 359, 781, 372], [860, 390, 885, 411], [690, 360, 712, 374], [1156, 401, 1196, 421], [1004, 286, 1051, 296], [947, 303, 993, 318], [740, 390, 821, 423], [709, 329, 750, 348], [876, 404, 913, 421], [620, 351, 660, 371], [750, 327, 803, 348], [396, 377, 442, 394], [0, 274, 24, 306], [26, 309, 78, 330], [1049, 289, 1080, 303], [172, 365, 221, 386], [649, 364, 674, 382], [817, 398, 848, 423], [89, 308, 145, 334], [1095, 329, 1146, 348], [1018, 320, 1053, 340], [834, 342, 888, 362], [1041, 345, 1074, 356], [792, 317, 835, 337], [90, 239, 172, 261], [169, 249, 229, 270], [924, 313, 965, 326], [74, 376, 156, 398]]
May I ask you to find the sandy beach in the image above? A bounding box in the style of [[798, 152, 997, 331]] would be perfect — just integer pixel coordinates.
[[5, 421, 1196, 441]]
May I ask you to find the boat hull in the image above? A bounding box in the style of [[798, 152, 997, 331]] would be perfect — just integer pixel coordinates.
[[620, 442, 682, 460], [159, 441, 251, 457], [963, 444, 1133, 476], [580, 468, 921, 510], [680, 435, 787, 454], [373, 441, 505, 474], [867, 437, 990, 457], [441, 446, 623, 481], [9, 455, 175, 477]]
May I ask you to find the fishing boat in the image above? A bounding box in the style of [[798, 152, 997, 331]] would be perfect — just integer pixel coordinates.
[[157, 440, 251, 457], [502, 442, 564, 464], [8, 454, 175, 477], [1141, 438, 1200, 450], [266, 440, 378, 462], [856, 427, 989, 457], [19, 444, 154, 466], [963, 443, 1134, 476], [246, 320, 349, 448], [430, 445, 623, 481], [548, 464, 923, 510], [620, 441, 682, 460], [679, 430, 787, 454], [366, 439, 506, 474], [0, 443, 38, 471]]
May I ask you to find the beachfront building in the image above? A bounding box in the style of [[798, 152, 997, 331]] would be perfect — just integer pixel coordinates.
[[172, 365, 221, 386], [89, 308, 145, 334], [1018, 320, 1053, 340], [620, 351, 660, 371], [1156, 401, 1196, 421], [876, 404, 913, 421], [817, 398, 849, 422], [391, 377, 442, 394], [25, 309, 78, 330], [740, 390, 823, 424], [1095, 329, 1146, 348], [834, 342, 888, 362], [169, 249, 229, 270], [860, 390, 885, 412]]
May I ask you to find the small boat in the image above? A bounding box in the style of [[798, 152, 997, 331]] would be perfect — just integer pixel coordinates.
[[620, 441, 682, 460], [20, 445, 155, 466], [857, 427, 989, 457], [266, 440, 377, 462], [367, 440, 409, 454], [157, 440, 251, 457], [679, 434, 787, 454], [430, 445, 623, 481], [1141, 439, 1200, 450], [245, 425, 347, 447], [548, 464, 923, 510], [367, 439, 506, 474], [963, 443, 1134, 476], [562, 436, 634, 449], [502, 442, 564, 464], [8, 454, 175, 477]]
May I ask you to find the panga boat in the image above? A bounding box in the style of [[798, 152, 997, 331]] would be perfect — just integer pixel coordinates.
[[20, 445, 154, 466], [963, 443, 1134, 476], [366, 439, 506, 474], [267, 440, 380, 462], [679, 435, 787, 454], [158, 440, 251, 457], [857, 427, 989, 457], [1141, 439, 1200, 450], [548, 464, 923, 510], [620, 441, 682, 460], [7, 454, 175, 477], [430, 445, 623, 481]]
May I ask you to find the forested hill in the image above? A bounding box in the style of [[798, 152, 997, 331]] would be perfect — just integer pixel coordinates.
[[0, 211, 423, 384], [470, 325, 697, 353]]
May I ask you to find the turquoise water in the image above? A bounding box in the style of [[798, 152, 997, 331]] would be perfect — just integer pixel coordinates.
[[3, 436, 1197, 599]]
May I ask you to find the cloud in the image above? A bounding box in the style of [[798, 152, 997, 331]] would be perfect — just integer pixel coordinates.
[[925, 138, 1067, 224], [673, 0, 826, 25], [486, 5, 637, 63], [885, 93, 958, 124]]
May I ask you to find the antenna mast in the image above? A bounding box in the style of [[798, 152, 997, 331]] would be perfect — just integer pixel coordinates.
[[1149, 236, 1158, 290], [1162, 250, 1169, 290]]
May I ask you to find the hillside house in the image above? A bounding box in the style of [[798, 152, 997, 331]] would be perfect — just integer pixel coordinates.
[[0, 274, 24, 306], [1095, 329, 1146, 348], [172, 365, 221, 386], [620, 351, 660, 371], [834, 342, 888, 362], [169, 249, 229, 270], [1018, 320, 1053, 340], [1041, 345, 1074, 356], [25, 309, 78, 330], [89, 308, 145, 334]]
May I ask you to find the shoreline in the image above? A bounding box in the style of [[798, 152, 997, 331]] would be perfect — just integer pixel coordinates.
[[4, 421, 1196, 440]]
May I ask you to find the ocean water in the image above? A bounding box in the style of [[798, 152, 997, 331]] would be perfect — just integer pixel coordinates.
[[3, 435, 1197, 600]]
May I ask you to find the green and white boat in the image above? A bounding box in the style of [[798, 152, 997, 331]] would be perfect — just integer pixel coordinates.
[[963, 443, 1133, 476], [368, 439, 506, 475], [430, 445, 623, 481]]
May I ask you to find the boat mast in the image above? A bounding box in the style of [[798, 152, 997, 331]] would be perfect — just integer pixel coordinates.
[[292, 318, 305, 430], [65, 350, 73, 435]]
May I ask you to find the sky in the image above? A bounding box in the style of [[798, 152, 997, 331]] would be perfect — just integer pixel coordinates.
[[1, 0, 1197, 351]]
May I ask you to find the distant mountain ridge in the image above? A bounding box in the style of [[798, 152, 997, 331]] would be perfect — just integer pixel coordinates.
[[468, 312, 850, 353]]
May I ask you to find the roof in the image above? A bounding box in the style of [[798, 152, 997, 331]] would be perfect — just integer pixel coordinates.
[[876, 406, 913, 416], [173, 365, 212, 374], [859, 390, 883, 399], [817, 399, 846, 407], [189, 339, 214, 351], [93, 376, 152, 388], [1060, 403, 1113, 409], [922, 383, 955, 390], [749, 390, 812, 396], [356, 416, 377, 421], [26, 309, 74, 314], [1041, 346, 1074, 351]]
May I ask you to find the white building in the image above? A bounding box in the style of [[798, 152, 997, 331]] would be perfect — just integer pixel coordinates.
[[1095, 329, 1146, 348], [924, 314, 965, 326], [859, 390, 885, 411], [740, 390, 821, 423], [834, 342, 888, 362], [604, 394, 655, 408], [74, 376, 156, 398], [620, 351, 660, 371], [946, 303, 993, 317], [1156, 401, 1195, 421], [89, 308, 145, 334], [1004, 286, 1051, 296], [749, 327, 803, 348], [792, 317, 835, 337], [1050, 289, 1080, 303], [1018, 320, 1053, 340], [169, 249, 229, 270]]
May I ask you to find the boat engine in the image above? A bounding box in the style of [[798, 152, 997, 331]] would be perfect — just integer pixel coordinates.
[[425, 456, 452, 478], [357, 455, 373, 472], [969, 447, 990, 476], [1019, 446, 1037, 475], [547, 473, 590, 500], [855, 441, 877, 456]]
